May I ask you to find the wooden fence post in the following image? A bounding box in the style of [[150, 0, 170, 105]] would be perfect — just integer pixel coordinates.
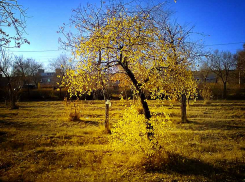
[[105, 100, 111, 134]]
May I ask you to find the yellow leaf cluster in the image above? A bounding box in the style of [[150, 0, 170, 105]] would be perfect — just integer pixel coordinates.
[[64, 9, 197, 101]]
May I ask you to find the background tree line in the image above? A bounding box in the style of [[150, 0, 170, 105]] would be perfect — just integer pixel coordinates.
[[0, 49, 42, 108], [198, 44, 245, 101]]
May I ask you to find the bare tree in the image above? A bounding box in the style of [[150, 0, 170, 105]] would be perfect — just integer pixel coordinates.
[[235, 44, 245, 86], [13, 56, 42, 98], [209, 50, 236, 99], [0, 0, 30, 48], [0, 48, 18, 108], [197, 59, 214, 102], [199, 60, 212, 84], [0, 1, 29, 106], [27, 58, 43, 87], [49, 54, 72, 98]]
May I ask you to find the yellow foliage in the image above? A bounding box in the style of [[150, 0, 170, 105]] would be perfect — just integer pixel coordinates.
[[62, 6, 198, 103], [69, 13, 195, 101], [109, 103, 171, 155]]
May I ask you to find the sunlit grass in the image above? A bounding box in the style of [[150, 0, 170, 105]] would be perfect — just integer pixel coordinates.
[[0, 100, 245, 181]]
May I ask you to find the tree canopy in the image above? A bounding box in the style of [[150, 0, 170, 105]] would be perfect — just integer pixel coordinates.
[[61, 2, 197, 136], [62, 2, 196, 106]]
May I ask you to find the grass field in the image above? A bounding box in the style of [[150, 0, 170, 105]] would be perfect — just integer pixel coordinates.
[[0, 100, 245, 181]]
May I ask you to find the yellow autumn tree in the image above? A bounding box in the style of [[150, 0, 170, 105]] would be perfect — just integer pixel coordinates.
[[62, 2, 197, 141]]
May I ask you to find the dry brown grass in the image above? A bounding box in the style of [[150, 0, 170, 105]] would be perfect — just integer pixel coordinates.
[[0, 100, 244, 181]]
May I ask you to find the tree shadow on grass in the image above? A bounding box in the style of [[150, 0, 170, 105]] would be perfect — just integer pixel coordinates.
[[74, 119, 100, 126], [0, 113, 18, 118], [0, 119, 45, 130], [0, 131, 7, 143], [0, 118, 47, 149], [182, 120, 245, 132], [149, 152, 244, 181], [84, 120, 100, 126], [0, 148, 66, 182], [191, 103, 245, 107]]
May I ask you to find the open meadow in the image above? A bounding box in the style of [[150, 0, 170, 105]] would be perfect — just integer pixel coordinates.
[[0, 100, 245, 181]]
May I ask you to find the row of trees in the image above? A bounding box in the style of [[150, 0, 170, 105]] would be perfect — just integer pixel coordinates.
[[199, 45, 245, 99], [1, 0, 30, 108], [0, 48, 42, 108], [0, 51, 77, 107], [0, 0, 74, 105]]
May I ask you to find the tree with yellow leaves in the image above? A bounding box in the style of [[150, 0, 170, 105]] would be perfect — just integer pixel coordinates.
[[61, 2, 197, 139]]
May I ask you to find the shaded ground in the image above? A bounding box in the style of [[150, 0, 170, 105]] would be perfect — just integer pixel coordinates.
[[0, 100, 244, 181]]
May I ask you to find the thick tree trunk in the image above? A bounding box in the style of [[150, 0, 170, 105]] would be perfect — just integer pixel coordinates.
[[124, 89, 128, 100], [119, 60, 153, 140], [102, 87, 107, 101], [139, 90, 151, 120], [181, 94, 187, 123], [8, 83, 18, 109], [27, 85, 30, 99], [92, 90, 97, 100], [223, 81, 227, 99], [59, 87, 62, 99]]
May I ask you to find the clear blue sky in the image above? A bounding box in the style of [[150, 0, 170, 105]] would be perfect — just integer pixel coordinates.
[[6, 0, 245, 69]]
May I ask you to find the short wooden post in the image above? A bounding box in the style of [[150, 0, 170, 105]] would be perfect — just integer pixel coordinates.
[[105, 100, 111, 134], [181, 94, 187, 123]]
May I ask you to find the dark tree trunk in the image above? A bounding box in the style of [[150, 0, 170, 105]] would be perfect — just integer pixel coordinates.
[[139, 90, 151, 120], [8, 83, 18, 109], [92, 90, 97, 100], [124, 89, 128, 100], [27, 85, 30, 99], [223, 81, 227, 99], [181, 94, 187, 123], [59, 87, 62, 99], [119, 59, 153, 140], [102, 87, 107, 101]]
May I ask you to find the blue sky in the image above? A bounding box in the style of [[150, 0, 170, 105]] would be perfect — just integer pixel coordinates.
[[171, 0, 245, 53], [6, 0, 245, 69]]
